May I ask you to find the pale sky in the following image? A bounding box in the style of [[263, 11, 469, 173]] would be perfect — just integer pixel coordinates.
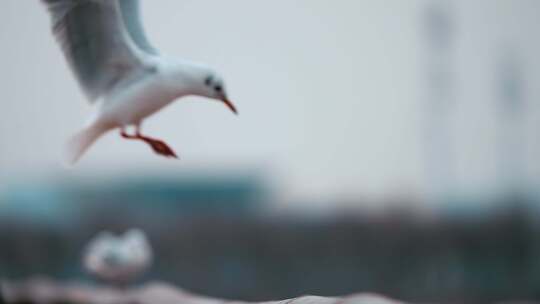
[[1, 0, 540, 210]]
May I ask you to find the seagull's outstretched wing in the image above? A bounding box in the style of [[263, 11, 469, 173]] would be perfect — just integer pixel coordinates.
[[119, 0, 158, 55], [41, 0, 144, 102]]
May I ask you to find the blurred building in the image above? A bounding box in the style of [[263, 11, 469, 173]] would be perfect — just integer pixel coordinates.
[[496, 50, 527, 199], [422, 1, 457, 203]]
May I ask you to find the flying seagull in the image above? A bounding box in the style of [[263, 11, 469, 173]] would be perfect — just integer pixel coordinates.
[[41, 0, 238, 164]]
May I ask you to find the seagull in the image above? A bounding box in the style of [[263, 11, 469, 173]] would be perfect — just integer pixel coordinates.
[[41, 0, 238, 164], [83, 229, 153, 285]]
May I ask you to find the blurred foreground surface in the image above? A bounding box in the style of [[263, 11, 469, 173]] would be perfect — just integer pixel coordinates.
[[2, 278, 405, 304]]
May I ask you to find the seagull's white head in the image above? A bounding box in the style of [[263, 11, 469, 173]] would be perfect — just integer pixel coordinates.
[[198, 70, 237, 115], [172, 63, 237, 115]]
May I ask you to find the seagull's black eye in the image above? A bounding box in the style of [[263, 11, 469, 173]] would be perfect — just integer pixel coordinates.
[[204, 76, 213, 86], [215, 85, 222, 92]]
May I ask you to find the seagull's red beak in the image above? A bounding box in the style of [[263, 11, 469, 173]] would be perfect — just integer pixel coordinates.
[[222, 98, 238, 115]]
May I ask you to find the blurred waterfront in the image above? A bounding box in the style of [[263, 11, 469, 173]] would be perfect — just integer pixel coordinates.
[[1, 176, 540, 303]]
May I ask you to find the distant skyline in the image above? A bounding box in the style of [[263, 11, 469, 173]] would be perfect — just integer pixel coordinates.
[[1, 0, 540, 211]]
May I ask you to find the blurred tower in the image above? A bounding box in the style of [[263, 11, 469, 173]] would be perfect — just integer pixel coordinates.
[[422, 1, 456, 202], [496, 50, 527, 199]]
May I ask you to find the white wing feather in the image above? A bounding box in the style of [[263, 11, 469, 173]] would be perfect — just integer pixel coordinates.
[[41, 0, 146, 102]]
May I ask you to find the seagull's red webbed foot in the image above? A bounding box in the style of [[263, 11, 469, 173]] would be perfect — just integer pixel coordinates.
[[141, 136, 178, 158], [121, 130, 178, 159]]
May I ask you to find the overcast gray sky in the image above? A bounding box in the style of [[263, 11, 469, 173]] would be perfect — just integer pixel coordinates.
[[1, 0, 540, 211]]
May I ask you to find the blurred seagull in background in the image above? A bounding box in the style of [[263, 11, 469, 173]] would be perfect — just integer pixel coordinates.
[[41, 0, 237, 164], [84, 229, 153, 285]]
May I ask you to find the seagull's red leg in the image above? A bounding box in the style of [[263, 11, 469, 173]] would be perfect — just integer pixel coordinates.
[[120, 127, 178, 158], [120, 128, 138, 140]]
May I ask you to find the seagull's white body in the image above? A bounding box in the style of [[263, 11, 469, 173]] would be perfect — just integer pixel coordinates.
[[83, 229, 153, 284], [93, 58, 179, 127], [41, 0, 236, 164]]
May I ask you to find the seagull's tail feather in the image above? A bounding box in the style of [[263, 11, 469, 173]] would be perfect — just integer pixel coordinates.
[[64, 123, 108, 166]]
